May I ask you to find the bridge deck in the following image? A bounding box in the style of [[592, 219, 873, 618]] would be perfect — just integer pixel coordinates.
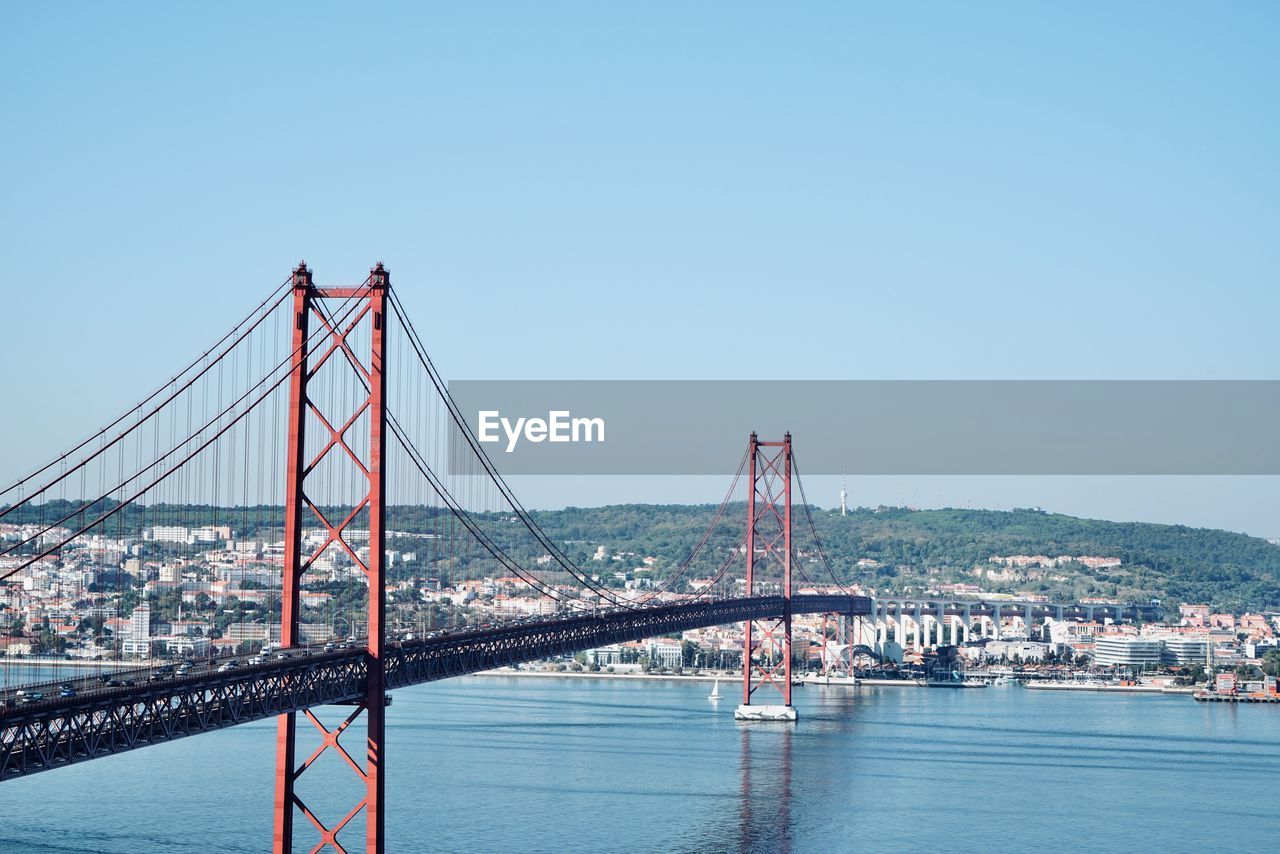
[[1, 594, 869, 781]]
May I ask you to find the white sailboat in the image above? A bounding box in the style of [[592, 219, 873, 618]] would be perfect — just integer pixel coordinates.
[[709, 678, 721, 700]]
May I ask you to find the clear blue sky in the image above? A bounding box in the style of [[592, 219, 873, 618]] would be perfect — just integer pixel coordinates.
[[2, 3, 1278, 533]]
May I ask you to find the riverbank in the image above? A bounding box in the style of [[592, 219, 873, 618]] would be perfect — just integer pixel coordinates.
[[1026, 681, 1172, 694]]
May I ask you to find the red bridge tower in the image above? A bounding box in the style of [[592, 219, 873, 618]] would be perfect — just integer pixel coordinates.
[[274, 262, 390, 852], [736, 432, 797, 722]]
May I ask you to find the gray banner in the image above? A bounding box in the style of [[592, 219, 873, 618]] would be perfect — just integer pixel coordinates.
[[446, 381, 1280, 475]]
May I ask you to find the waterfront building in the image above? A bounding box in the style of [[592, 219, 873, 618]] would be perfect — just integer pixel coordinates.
[[589, 644, 625, 665], [1093, 635, 1163, 667], [0, 637, 35, 656], [647, 639, 683, 668], [1159, 636, 1208, 665]]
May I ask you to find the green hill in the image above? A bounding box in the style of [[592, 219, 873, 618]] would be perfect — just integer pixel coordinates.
[[530, 504, 1280, 611]]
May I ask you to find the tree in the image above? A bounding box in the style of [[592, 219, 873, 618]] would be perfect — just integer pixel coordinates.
[[1235, 663, 1262, 680], [37, 628, 66, 654]]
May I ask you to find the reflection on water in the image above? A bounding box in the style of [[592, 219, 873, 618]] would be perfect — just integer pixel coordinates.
[[737, 726, 793, 854]]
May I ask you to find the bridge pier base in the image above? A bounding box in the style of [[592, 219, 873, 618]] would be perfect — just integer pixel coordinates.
[[735, 704, 798, 722]]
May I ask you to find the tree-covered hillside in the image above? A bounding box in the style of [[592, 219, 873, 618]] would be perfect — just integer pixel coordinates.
[[531, 504, 1280, 610]]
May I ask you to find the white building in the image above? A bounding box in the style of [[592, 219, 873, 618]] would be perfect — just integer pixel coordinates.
[[193, 526, 232, 543], [984, 640, 1051, 662], [589, 644, 625, 665], [123, 603, 152, 659], [1158, 636, 1208, 666], [160, 635, 211, 657], [1093, 635, 1163, 668], [129, 604, 151, 641], [648, 639, 683, 668], [146, 526, 192, 544]]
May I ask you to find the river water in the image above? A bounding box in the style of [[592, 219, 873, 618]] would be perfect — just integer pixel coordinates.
[[2, 673, 1278, 852]]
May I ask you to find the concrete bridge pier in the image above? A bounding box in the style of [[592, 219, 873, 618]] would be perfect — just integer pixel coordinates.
[[913, 604, 923, 653]]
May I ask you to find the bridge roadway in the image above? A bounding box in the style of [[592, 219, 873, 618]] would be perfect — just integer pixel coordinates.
[[0, 593, 869, 780]]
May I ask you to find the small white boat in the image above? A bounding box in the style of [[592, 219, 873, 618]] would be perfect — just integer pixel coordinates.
[[709, 678, 721, 700]]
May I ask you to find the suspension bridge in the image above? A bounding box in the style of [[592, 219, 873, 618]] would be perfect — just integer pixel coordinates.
[[0, 263, 870, 852]]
